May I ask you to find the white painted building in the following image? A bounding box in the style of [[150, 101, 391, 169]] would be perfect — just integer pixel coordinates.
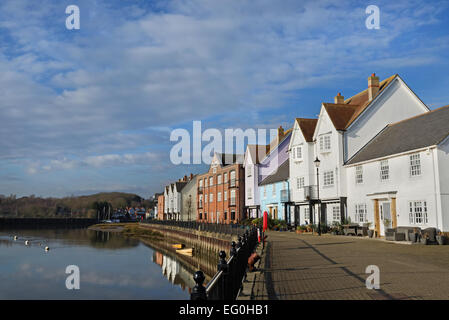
[[243, 144, 267, 219], [288, 73, 430, 228], [345, 105, 449, 234]]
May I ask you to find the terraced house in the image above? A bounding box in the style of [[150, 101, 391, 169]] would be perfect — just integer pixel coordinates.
[[287, 73, 430, 230], [197, 153, 245, 224]]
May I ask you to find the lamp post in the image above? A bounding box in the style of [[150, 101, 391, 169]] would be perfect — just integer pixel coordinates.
[[314, 157, 321, 236]]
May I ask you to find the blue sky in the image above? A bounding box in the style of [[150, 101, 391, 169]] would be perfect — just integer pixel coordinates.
[[1, 0, 449, 198]]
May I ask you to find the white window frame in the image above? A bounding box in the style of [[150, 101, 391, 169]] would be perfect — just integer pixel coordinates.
[[409, 201, 428, 225], [355, 204, 367, 223], [319, 134, 331, 152], [224, 191, 227, 201], [332, 205, 340, 222], [323, 170, 334, 187], [218, 192, 222, 202], [355, 166, 363, 184], [410, 153, 421, 177], [380, 160, 389, 181], [217, 174, 222, 185]]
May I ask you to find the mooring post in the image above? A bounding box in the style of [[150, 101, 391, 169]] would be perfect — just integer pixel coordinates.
[[190, 271, 207, 300]]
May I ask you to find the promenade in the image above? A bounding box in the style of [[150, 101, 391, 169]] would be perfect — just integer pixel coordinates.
[[250, 231, 449, 300]]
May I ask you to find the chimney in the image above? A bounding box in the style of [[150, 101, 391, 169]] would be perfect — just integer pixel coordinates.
[[334, 92, 344, 104], [368, 73, 380, 101], [278, 125, 284, 140]]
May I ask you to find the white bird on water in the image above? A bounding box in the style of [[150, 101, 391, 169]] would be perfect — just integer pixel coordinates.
[[44, 246, 49, 252], [13, 236, 18, 240], [25, 240, 30, 246]]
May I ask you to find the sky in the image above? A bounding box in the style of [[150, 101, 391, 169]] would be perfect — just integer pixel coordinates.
[[1, 0, 449, 198]]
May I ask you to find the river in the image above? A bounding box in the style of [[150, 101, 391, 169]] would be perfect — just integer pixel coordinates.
[[0, 227, 215, 299]]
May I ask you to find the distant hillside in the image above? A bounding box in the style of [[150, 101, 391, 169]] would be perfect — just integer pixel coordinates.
[[0, 192, 152, 218]]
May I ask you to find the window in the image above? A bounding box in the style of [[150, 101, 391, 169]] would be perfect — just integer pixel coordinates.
[[247, 165, 252, 177], [218, 192, 222, 202], [332, 205, 340, 222], [409, 201, 428, 225], [230, 170, 236, 186], [293, 146, 302, 160], [230, 190, 236, 205], [205, 194, 208, 203], [355, 204, 367, 223], [199, 195, 203, 207], [410, 154, 421, 177], [204, 212, 207, 220], [224, 191, 227, 201], [296, 177, 300, 189], [319, 134, 331, 152], [213, 167, 217, 173], [231, 211, 236, 221], [304, 207, 310, 221], [199, 180, 203, 188], [355, 166, 363, 184], [300, 177, 305, 188], [380, 160, 389, 181], [247, 188, 252, 199], [323, 171, 334, 186], [217, 174, 222, 184], [224, 211, 227, 221], [199, 212, 202, 220], [204, 178, 207, 188], [209, 176, 213, 186], [209, 193, 213, 202], [224, 172, 228, 183], [272, 184, 276, 196]]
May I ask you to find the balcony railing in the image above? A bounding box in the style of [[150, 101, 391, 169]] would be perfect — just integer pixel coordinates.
[[304, 185, 318, 200], [280, 189, 289, 202], [229, 179, 237, 188]]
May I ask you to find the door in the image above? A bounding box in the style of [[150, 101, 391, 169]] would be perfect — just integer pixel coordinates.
[[379, 201, 392, 236]]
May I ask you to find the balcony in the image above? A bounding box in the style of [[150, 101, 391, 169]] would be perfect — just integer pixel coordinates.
[[280, 189, 289, 202], [229, 199, 236, 206], [198, 202, 203, 209], [198, 187, 203, 193], [304, 185, 318, 200]]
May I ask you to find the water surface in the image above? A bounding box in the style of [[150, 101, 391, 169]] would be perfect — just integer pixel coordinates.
[[0, 228, 198, 299]]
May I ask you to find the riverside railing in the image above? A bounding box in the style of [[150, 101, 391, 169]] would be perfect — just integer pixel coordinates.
[[190, 227, 259, 300], [141, 219, 250, 236]]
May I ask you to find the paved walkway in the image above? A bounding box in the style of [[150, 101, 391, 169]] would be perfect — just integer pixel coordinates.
[[251, 231, 449, 300]]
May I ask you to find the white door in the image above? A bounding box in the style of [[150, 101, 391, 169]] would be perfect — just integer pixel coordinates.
[[379, 202, 391, 236]]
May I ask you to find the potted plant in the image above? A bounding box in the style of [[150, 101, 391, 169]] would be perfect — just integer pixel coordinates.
[[436, 232, 447, 245]]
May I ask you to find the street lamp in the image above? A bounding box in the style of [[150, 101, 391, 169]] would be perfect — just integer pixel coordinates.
[[314, 157, 321, 236]]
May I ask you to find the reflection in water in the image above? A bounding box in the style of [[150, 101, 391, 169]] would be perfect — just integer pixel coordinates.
[[152, 251, 196, 291]]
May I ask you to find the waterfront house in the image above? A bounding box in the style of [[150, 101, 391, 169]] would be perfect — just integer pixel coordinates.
[[287, 118, 318, 225], [180, 174, 198, 221], [345, 105, 449, 234], [259, 159, 290, 221], [196, 152, 245, 224], [257, 127, 292, 221], [157, 193, 165, 220], [299, 73, 429, 227], [243, 144, 269, 219]]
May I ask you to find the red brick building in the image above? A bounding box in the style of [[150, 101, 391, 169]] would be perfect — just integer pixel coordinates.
[[197, 153, 245, 224], [157, 193, 165, 220]]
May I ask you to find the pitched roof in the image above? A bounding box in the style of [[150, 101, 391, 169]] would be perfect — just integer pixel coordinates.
[[295, 118, 318, 142], [175, 181, 188, 192], [259, 159, 290, 186], [247, 144, 270, 164], [346, 105, 449, 165], [323, 74, 398, 131]]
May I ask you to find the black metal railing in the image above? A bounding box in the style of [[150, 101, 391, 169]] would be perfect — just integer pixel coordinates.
[[191, 227, 259, 300], [140, 219, 250, 236]]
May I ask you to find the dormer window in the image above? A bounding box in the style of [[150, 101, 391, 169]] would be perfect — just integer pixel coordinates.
[[319, 134, 331, 152]]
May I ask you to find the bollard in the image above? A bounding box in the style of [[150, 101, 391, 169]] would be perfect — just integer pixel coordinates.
[[190, 271, 207, 300], [217, 251, 229, 274], [236, 236, 242, 249], [230, 241, 237, 257]]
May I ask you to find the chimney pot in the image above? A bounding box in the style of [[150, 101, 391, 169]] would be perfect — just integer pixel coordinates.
[[334, 93, 344, 104]]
